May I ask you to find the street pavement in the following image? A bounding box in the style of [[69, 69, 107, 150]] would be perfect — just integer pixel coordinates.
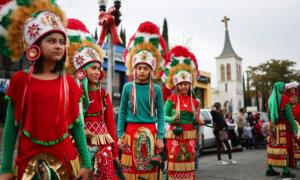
[[195, 148, 300, 180], [1, 148, 300, 179]]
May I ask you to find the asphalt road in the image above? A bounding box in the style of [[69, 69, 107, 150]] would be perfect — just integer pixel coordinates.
[[195, 148, 300, 180]]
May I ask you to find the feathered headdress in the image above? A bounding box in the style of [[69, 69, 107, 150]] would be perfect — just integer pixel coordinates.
[[65, 18, 104, 112], [123, 21, 168, 116]]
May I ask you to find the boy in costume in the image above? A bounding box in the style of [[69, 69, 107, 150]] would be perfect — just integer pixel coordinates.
[[117, 21, 167, 180]]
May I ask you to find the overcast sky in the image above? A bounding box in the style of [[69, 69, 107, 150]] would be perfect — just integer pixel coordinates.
[[57, 0, 300, 87]]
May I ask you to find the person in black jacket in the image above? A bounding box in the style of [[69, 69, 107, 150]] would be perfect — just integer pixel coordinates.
[[211, 102, 237, 165]]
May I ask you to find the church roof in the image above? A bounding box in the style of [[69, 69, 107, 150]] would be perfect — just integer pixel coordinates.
[[216, 29, 242, 60]]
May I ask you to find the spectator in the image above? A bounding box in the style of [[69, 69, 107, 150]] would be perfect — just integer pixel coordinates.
[[253, 113, 265, 148], [211, 102, 237, 165], [243, 122, 254, 149], [237, 108, 245, 141], [225, 112, 240, 148]]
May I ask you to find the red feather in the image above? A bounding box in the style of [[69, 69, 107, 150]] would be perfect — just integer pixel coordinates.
[[67, 18, 90, 33], [137, 21, 160, 34]]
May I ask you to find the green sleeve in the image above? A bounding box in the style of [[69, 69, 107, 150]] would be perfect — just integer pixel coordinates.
[[117, 84, 128, 138], [69, 101, 92, 169], [0, 99, 19, 174], [164, 100, 175, 124], [285, 103, 298, 135], [156, 87, 165, 140]]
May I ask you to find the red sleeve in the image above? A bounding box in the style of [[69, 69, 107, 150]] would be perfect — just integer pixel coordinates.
[[280, 95, 290, 110], [103, 90, 118, 158], [167, 94, 177, 104], [162, 85, 172, 102], [67, 75, 83, 126], [293, 103, 300, 121]]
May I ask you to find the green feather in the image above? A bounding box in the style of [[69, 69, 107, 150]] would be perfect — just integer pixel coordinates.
[[149, 37, 159, 48], [164, 68, 169, 76], [183, 58, 191, 65], [0, 10, 13, 29], [50, 0, 58, 5], [170, 58, 179, 67], [17, 0, 31, 7], [0, 36, 11, 58], [86, 37, 96, 43], [68, 36, 82, 43], [134, 36, 144, 46]]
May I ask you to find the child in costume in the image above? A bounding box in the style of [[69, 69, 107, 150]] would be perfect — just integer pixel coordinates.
[[0, 1, 91, 179], [117, 21, 167, 180], [284, 81, 300, 168], [162, 46, 203, 180], [266, 82, 300, 178], [65, 18, 118, 179]]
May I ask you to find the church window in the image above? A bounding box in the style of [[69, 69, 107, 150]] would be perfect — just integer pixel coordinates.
[[221, 64, 225, 81], [226, 63, 231, 80], [225, 83, 228, 92]]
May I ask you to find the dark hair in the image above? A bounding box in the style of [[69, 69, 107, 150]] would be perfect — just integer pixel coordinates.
[[239, 108, 245, 113], [213, 102, 221, 110], [33, 32, 65, 74]]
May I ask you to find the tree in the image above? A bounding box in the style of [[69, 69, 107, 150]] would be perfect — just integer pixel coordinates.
[[93, 28, 98, 42], [162, 18, 169, 50], [247, 59, 300, 110], [119, 27, 126, 47]]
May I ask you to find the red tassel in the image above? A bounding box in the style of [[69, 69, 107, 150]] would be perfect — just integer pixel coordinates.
[[20, 63, 35, 128]]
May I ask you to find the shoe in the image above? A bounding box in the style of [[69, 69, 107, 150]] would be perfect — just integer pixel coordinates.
[[281, 171, 296, 178], [218, 160, 228, 165], [266, 169, 280, 176], [229, 159, 237, 164]]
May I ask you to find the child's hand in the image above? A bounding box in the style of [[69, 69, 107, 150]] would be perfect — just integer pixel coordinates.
[[155, 139, 164, 152]]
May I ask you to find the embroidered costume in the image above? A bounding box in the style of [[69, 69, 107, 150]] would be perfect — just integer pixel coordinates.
[[117, 21, 167, 180], [0, 0, 91, 179], [162, 46, 200, 180], [65, 18, 118, 179], [266, 82, 300, 177], [284, 81, 300, 167]]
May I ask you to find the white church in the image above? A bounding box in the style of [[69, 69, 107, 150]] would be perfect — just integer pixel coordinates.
[[212, 16, 244, 115]]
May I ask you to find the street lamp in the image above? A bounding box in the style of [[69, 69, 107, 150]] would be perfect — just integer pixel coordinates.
[[97, 0, 122, 98]]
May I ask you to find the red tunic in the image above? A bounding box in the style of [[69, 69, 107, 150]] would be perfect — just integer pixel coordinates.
[[84, 88, 118, 157], [6, 71, 82, 178]]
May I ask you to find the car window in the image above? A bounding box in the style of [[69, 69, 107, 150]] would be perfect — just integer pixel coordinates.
[[260, 112, 268, 122], [201, 111, 211, 122]]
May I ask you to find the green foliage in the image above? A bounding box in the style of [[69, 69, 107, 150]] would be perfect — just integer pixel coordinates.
[[119, 27, 126, 47], [247, 59, 300, 99], [162, 18, 169, 50]]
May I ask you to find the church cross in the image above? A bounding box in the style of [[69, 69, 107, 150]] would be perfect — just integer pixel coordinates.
[[222, 16, 230, 29]]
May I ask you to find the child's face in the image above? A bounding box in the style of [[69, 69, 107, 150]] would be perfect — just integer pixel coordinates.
[[40, 32, 66, 63], [86, 63, 102, 84], [177, 82, 190, 95], [290, 95, 298, 105], [135, 63, 151, 82]]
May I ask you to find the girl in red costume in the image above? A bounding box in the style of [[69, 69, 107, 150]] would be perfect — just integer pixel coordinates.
[[162, 46, 203, 180], [0, 1, 91, 179], [65, 19, 118, 179]]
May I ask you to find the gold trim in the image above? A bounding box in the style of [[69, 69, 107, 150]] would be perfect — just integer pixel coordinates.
[[22, 153, 69, 180], [166, 129, 196, 140], [69, 156, 80, 177], [276, 124, 286, 131], [123, 172, 160, 180], [267, 147, 287, 155], [90, 133, 115, 145], [169, 176, 194, 180], [121, 154, 133, 167], [124, 133, 131, 146], [267, 158, 287, 167], [167, 162, 195, 172]]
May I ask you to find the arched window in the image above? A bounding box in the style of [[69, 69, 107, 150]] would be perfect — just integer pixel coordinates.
[[220, 64, 225, 81], [236, 64, 239, 80], [239, 65, 242, 81], [226, 63, 231, 80]]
